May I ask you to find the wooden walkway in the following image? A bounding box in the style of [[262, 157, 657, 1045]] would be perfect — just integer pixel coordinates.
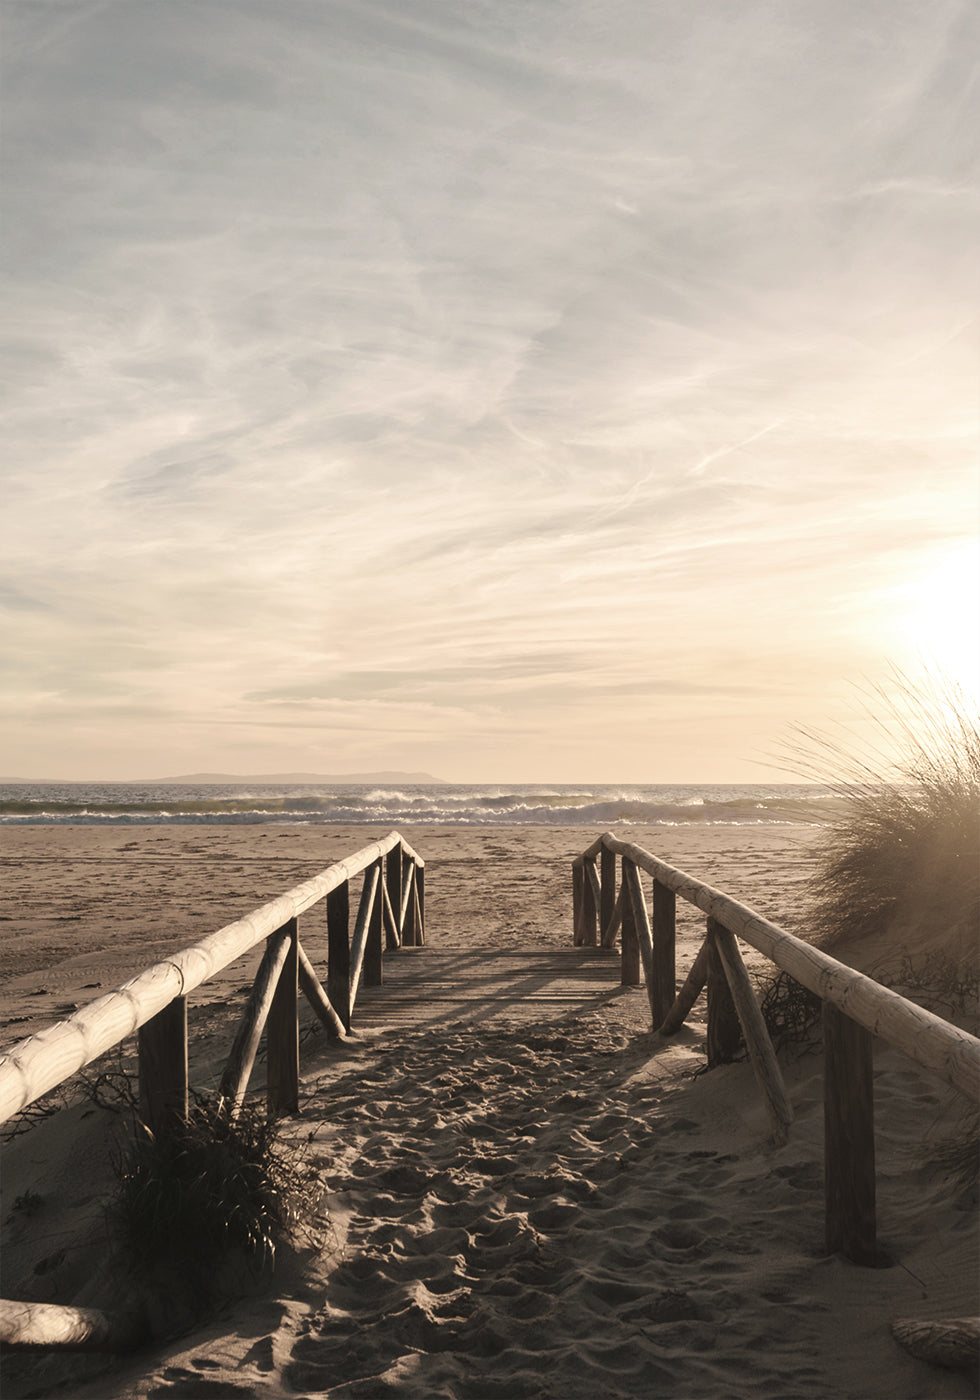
[[348, 946, 628, 1030]]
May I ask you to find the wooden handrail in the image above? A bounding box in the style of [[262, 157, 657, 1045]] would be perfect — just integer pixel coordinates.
[[574, 832, 980, 1100], [574, 830, 980, 1266], [0, 831, 424, 1125]]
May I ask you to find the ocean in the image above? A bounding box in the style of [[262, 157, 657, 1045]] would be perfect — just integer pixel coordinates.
[[0, 781, 838, 827]]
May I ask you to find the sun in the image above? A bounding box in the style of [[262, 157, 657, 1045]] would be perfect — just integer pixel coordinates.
[[896, 539, 980, 700]]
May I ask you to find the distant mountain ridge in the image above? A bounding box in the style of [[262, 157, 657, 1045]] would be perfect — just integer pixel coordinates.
[[159, 771, 446, 785], [0, 771, 446, 785]]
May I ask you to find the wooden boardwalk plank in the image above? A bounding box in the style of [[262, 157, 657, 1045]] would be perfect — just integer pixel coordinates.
[[349, 947, 627, 1030]]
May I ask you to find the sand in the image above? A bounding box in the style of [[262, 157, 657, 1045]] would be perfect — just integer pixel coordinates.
[[1, 823, 977, 1399]]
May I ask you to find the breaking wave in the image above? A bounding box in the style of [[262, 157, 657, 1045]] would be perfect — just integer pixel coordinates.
[[0, 782, 839, 827]]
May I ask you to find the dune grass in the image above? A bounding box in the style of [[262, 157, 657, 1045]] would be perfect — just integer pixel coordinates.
[[787, 671, 979, 961], [110, 1094, 322, 1307]]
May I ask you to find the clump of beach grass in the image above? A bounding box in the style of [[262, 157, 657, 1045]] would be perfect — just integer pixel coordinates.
[[786, 670, 979, 978], [110, 1093, 323, 1312]]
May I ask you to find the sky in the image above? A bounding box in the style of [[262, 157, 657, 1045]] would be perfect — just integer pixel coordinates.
[[2, 0, 978, 783]]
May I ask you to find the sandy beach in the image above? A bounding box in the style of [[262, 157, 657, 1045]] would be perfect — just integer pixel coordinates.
[[1, 823, 977, 1399]]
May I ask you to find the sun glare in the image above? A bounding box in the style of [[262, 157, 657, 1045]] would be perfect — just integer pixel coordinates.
[[897, 539, 980, 700]]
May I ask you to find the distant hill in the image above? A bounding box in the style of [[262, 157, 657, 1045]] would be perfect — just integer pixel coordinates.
[[158, 771, 446, 785], [1, 771, 446, 785]]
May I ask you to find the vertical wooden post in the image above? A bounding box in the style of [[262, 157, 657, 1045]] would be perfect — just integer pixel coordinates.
[[600, 846, 616, 942], [572, 863, 584, 945], [650, 880, 676, 1024], [620, 859, 641, 985], [327, 881, 351, 1032], [138, 996, 188, 1134], [582, 859, 598, 946], [414, 863, 425, 946], [402, 857, 417, 946], [386, 845, 403, 949], [824, 1001, 877, 1265], [365, 858, 384, 986], [706, 919, 741, 1066], [266, 918, 299, 1116]]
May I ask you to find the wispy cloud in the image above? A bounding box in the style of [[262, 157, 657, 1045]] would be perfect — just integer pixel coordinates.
[[1, 0, 977, 779]]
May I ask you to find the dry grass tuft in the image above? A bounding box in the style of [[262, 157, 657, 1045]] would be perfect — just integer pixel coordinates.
[[784, 670, 980, 961], [110, 1093, 323, 1310]]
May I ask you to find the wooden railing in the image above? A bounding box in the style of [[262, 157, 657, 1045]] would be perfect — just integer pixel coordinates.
[[0, 830, 424, 1131], [0, 831, 425, 1351], [573, 831, 980, 1267]]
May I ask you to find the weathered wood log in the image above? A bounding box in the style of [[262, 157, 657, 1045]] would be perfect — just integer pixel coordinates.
[[710, 922, 793, 1143], [622, 860, 657, 1024], [706, 920, 742, 1066], [892, 1317, 980, 1371], [0, 830, 420, 1123], [601, 882, 624, 949], [326, 883, 351, 1033], [266, 919, 299, 1116], [582, 859, 600, 947], [298, 943, 346, 1039], [400, 861, 417, 946], [138, 995, 187, 1134], [381, 876, 401, 950], [649, 879, 676, 1025], [658, 939, 710, 1036], [219, 927, 293, 1113], [349, 864, 381, 1005], [386, 845, 403, 948], [620, 859, 641, 986], [600, 847, 616, 945], [365, 859, 384, 986], [414, 873, 425, 952], [572, 863, 585, 946], [0, 1299, 147, 1352], [415, 863, 425, 945], [823, 1000, 876, 1264], [578, 833, 980, 1100]]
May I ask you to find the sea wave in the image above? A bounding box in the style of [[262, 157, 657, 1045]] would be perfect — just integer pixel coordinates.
[[0, 783, 839, 827]]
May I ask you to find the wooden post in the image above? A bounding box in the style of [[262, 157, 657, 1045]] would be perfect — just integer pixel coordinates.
[[349, 864, 380, 1005], [138, 996, 187, 1135], [659, 939, 709, 1035], [706, 919, 741, 1066], [400, 860, 417, 946], [365, 858, 384, 985], [381, 875, 401, 950], [326, 881, 351, 1032], [623, 860, 659, 1025], [711, 923, 794, 1143], [600, 846, 616, 943], [601, 882, 624, 949], [620, 859, 641, 985], [415, 863, 425, 946], [582, 859, 599, 947], [824, 1001, 877, 1265], [386, 845, 403, 947], [572, 863, 584, 945], [297, 944, 345, 1039], [650, 880, 676, 1025], [220, 927, 293, 1111], [266, 918, 299, 1116]]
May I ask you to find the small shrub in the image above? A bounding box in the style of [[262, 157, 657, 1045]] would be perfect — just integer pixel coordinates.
[[111, 1095, 322, 1303], [756, 969, 823, 1054]]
